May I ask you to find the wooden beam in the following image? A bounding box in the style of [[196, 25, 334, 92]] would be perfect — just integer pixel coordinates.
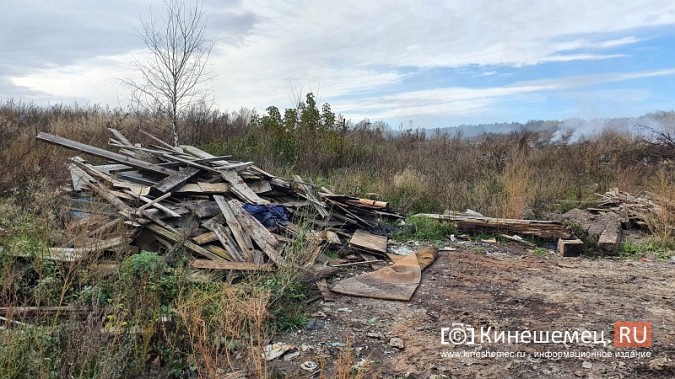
[[37, 132, 176, 176], [416, 213, 572, 240], [191, 259, 273, 271]]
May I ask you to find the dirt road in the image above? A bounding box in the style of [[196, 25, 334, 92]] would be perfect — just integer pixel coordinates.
[[269, 245, 675, 378]]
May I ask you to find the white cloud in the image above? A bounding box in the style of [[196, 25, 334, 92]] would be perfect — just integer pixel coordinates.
[[333, 69, 675, 121], [6, 0, 675, 123]]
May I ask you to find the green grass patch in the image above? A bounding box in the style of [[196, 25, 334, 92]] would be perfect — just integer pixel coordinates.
[[394, 216, 456, 242]]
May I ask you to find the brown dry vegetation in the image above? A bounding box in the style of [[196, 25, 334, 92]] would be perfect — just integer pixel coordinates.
[[0, 101, 673, 378]]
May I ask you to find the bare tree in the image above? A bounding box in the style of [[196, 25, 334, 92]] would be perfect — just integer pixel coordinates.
[[124, 0, 213, 146]]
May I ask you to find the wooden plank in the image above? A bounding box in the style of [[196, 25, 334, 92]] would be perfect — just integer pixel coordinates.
[[46, 237, 131, 261], [130, 192, 181, 218], [247, 179, 273, 194], [108, 128, 133, 146], [37, 132, 177, 176], [192, 231, 218, 245], [175, 182, 229, 194], [84, 181, 137, 219], [0, 237, 129, 262], [153, 167, 200, 193], [204, 221, 246, 262], [204, 245, 234, 261], [140, 129, 175, 150], [181, 145, 230, 164], [226, 199, 284, 265], [93, 163, 133, 173], [345, 198, 389, 209], [292, 175, 329, 218], [348, 230, 388, 255], [69, 158, 116, 185], [221, 170, 269, 205], [144, 223, 227, 261], [118, 172, 159, 186], [213, 195, 255, 261], [185, 201, 221, 219], [191, 259, 273, 271], [68, 165, 89, 191], [228, 200, 278, 247], [416, 213, 572, 240], [137, 192, 172, 211]]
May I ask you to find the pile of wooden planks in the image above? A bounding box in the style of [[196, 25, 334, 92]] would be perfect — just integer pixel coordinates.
[[37, 130, 402, 271], [593, 188, 674, 229], [415, 212, 572, 240]]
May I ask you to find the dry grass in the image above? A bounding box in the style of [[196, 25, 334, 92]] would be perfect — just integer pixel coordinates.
[[1, 101, 674, 378]]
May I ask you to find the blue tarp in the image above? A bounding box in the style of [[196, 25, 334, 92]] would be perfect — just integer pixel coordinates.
[[242, 203, 289, 228]]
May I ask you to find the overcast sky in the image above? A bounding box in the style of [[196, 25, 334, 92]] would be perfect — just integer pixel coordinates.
[[3, 0, 675, 128]]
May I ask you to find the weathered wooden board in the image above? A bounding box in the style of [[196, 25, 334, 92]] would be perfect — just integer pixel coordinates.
[[145, 224, 227, 262], [416, 213, 572, 240], [348, 230, 388, 255], [192, 231, 218, 245], [247, 179, 273, 194], [221, 170, 269, 205], [213, 195, 255, 261], [154, 167, 200, 193], [204, 220, 245, 262], [599, 220, 622, 254], [227, 199, 284, 265], [175, 182, 229, 194], [191, 259, 273, 271], [37, 132, 177, 176]]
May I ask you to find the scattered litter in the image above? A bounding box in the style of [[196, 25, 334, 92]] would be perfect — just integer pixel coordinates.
[[304, 318, 325, 331], [388, 244, 415, 256], [300, 361, 319, 371], [283, 351, 300, 361], [263, 342, 293, 361], [389, 337, 405, 349], [366, 332, 385, 339]]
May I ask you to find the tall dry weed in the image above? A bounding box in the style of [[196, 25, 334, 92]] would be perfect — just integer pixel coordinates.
[[644, 167, 675, 245], [503, 147, 533, 219], [173, 283, 270, 378]]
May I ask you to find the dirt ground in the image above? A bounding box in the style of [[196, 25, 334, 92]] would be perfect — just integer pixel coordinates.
[[267, 242, 675, 378]]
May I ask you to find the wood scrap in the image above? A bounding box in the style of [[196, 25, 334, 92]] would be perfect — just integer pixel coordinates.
[[38, 130, 404, 275], [349, 230, 388, 255], [416, 212, 572, 240]]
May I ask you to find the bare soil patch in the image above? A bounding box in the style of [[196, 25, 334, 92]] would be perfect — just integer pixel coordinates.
[[268, 245, 675, 378]]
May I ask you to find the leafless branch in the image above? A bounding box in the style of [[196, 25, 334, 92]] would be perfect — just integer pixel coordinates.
[[121, 0, 214, 146]]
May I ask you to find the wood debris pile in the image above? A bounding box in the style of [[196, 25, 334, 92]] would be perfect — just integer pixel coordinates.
[[36, 130, 401, 271], [593, 188, 674, 229]]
